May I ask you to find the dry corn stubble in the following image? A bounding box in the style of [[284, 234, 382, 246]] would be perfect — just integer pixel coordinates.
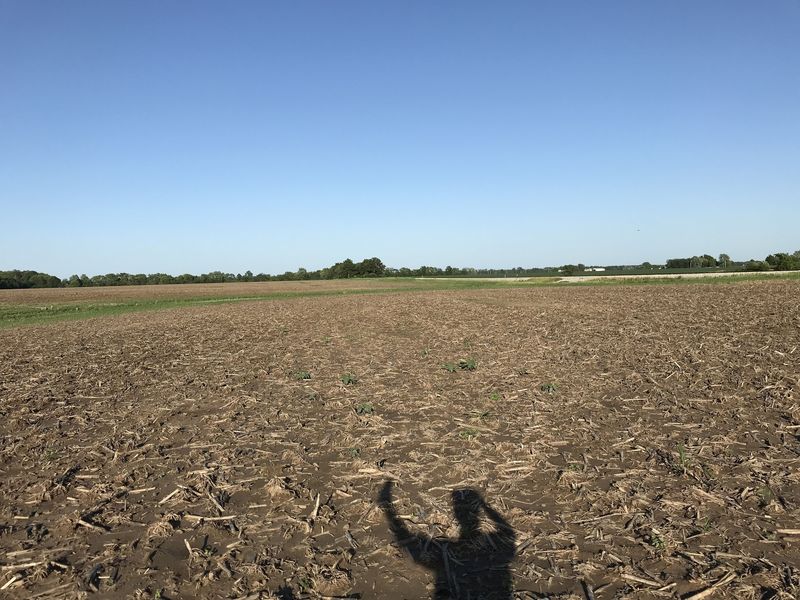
[[0, 280, 798, 599]]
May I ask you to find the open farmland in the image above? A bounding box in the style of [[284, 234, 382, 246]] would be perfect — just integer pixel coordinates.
[[1, 280, 799, 599]]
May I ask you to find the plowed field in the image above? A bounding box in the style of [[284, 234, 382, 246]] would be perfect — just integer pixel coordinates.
[[1, 281, 798, 599]]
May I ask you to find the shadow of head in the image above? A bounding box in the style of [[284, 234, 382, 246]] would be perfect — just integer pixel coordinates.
[[451, 488, 483, 540]]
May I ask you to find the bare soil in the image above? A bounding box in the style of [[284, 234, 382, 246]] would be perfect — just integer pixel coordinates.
[[1, 281, 798, 599], [0, 280, 419, 306]]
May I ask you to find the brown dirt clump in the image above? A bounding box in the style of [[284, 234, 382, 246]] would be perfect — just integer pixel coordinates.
[[1, 281, 798, 599]]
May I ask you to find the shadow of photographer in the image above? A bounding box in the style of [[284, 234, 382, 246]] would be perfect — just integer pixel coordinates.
[[379, 480, 516, 599]]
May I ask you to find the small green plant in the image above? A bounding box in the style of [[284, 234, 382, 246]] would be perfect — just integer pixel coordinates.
[[443, 362, 457, 372], [44, 448, 60, 462], [294, 370, 311, 380], [459, 428, 479, 440], [469, 409, 492, 420], [348, 447, 361, 458], [676, 443, 690, 474], [648, 529, 666, 552], [566, 462, 583, 472], [758, 486, 774, 508], [355, 402, 374, 415], [490, 392, 501, 401], [458, 359, 477, 371], [540, 383, 557, 394], [341, 373, 358, 385], [298, 576, 314, 592]]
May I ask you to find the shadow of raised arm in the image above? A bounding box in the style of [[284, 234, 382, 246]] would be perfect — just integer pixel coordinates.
[[378, 480, 436, 568]]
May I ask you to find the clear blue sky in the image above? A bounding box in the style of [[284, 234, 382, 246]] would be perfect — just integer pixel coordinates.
[[2, 1, 798, 277]]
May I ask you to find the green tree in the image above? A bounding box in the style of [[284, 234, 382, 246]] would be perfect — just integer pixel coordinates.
[[766, 253, 800, 271], [744, 260, 770, 272], [356, 257, 385, 277], [561, 264, 579, 276]]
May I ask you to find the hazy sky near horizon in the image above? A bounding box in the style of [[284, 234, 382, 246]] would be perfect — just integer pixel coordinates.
[[2, 1, 798, 277]]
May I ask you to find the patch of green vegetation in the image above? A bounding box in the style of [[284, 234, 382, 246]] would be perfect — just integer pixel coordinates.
[[647, 529, 666, 552], [676, 443, 690, 474], [347, 447, 361, 458], [459, 427, 479, 440], [458, 358, 477, 371], [444, 359, 477, 372], [293, 370, 311, 380], [355, 402, 373, 415], [297, 575, 314, 592], [701, 517, 713, 533], [758, 485, 774, 508], [540, 383, 558, 394], [468, 409, 492, 420], [341, 373, 358, 385]]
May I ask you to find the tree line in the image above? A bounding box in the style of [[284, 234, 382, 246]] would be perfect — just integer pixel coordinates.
[[665, 251, 800, 272], [2, 249, 799, 289]]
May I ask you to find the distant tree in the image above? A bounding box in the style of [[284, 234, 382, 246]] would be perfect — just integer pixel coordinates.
[[744, 260, 771, 272], [561, 264, 579, 276], [67, 274, 82, 287], [766, 253, 800, 271], [666, 258, 690, 269], [0, 270, 63, 289], [329, 258, 356, 279], [718, 253, 732, 268], [356, 257, 385, 277]]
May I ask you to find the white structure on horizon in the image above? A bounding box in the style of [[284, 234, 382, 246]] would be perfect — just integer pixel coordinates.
[[584, 267, 606, 272]]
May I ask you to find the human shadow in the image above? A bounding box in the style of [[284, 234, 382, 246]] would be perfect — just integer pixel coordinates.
[[379, 480, 516, 599]]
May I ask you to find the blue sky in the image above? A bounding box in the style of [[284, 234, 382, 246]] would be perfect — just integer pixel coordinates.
[[2, 1, 798, 277]]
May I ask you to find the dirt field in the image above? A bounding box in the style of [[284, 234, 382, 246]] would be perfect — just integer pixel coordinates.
[[0, 280, 420, 306], [1, 281, 798, 599], [561, 271, 798, 283]]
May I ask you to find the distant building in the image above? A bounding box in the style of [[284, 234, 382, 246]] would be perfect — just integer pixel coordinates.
[[583, 267, 606, 272]]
